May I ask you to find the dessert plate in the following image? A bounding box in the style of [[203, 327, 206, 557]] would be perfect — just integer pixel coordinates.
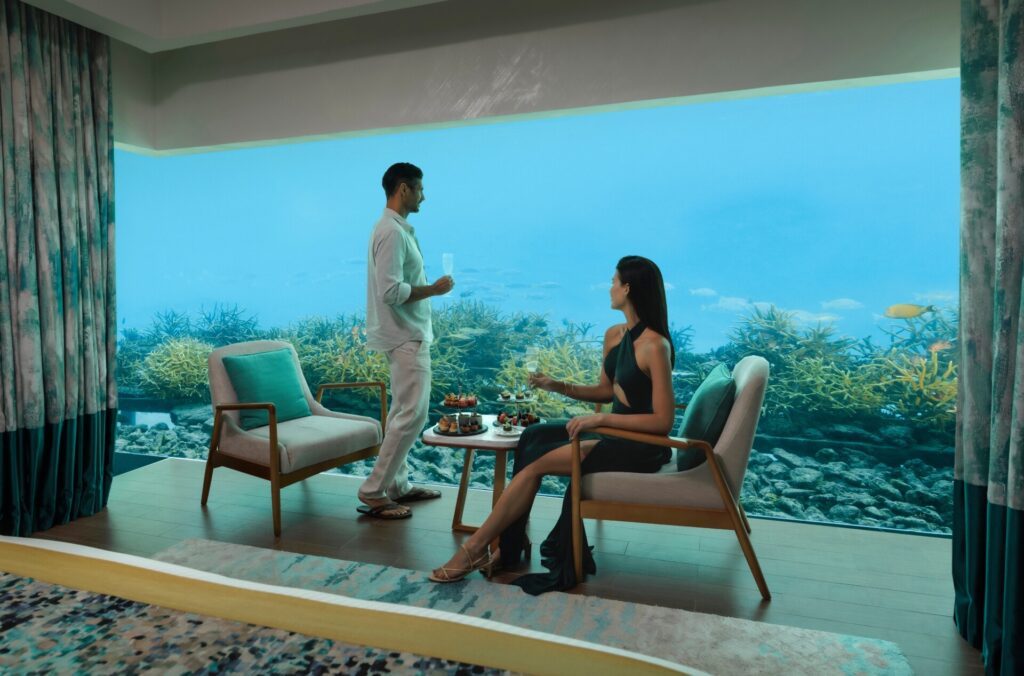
[[432, 425, 488, 437]]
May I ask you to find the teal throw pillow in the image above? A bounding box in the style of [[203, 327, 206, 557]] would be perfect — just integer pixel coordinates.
[[222, 348, 312, 430], [676, 363, 736, 471]]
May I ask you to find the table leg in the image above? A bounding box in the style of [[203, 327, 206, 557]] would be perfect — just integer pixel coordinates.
[[489, 451, 508, 552], [492, 451, 507, 507], [452, 448, 475, 533]]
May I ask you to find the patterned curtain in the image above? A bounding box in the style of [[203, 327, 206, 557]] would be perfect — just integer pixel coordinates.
[[0, 0, 116, 536], [955, 1, 1023, 673]]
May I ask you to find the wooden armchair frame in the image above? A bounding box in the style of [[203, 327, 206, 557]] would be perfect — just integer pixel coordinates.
[[201, 381, 387, 536], [569, 417, 770, 601]]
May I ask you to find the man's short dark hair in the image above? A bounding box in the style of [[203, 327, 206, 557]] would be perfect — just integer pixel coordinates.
[[382, 162, 423, 197]]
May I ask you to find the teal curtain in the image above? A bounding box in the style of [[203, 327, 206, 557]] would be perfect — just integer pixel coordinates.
[[0, 0, 116, 536], [955, 1, 1024, 674]]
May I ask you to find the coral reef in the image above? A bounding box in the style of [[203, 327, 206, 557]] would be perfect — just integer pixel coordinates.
[[116, 298, 959, 535]]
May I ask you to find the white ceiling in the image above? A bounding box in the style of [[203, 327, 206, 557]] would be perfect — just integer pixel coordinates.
[[22, 0, 449, 52]]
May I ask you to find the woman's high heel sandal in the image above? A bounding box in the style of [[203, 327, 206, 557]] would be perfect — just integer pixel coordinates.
[[429, 544, 495, 583]]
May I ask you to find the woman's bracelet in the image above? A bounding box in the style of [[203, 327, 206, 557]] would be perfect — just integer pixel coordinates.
[[565, 381, 576, 398]]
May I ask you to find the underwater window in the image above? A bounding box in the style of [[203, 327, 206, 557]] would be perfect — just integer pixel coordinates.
[[115, 76, 958, 535]]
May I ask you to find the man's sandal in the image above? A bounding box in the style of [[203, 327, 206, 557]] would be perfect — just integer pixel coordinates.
[[356, 501, 411, 520], [428, 545, 496, 583], [394, 487, 442, 503]]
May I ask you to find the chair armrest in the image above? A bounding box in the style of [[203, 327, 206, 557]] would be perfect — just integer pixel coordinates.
[[216, 402, 277, 414], [570, 426, 713, 497], [213, 403, 280, 476], [594, 401, 687, 413], [315, 381, 388, 429], [588, 426, 712, 457], [569, 426, 712, 477]]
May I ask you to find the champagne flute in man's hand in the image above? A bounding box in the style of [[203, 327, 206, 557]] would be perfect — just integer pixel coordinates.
[[441, 253, 454, 296]]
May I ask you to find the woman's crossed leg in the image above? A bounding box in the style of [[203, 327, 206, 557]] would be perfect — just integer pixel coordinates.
[[430, 439, 599, 579]]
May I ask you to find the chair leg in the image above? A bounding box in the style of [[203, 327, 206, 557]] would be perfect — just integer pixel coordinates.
[[738, 502, 752, 534], [200, 454, 216, 505], [572, 511, 584, 582], [708, 457, 770, 600], [571, 438, 584, 582], [201, 414, 223, 506], [271, 477, 282, 537], [734, 519, 770, 600]]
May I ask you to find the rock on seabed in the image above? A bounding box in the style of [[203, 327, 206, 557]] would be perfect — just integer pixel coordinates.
[[742, 446, 952, 534]]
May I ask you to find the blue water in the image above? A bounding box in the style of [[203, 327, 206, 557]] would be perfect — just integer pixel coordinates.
[[116, 78, 959, 351]]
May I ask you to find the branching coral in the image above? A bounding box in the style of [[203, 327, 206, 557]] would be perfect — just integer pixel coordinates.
[[195, 304, 260, 346], [431, 301, 547, 401], [117, 299, 961, 442], [881, 306, 958, 355], [769, 356, 886, 420], [877, 351, 957, 425], [280, 316, 391, 400], [494, 336, 601, 419], [139, 338, 213, 400]]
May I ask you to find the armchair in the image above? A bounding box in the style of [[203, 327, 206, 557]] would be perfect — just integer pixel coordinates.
[[201, 340, 386, 536], [571, 355, 771, 599]]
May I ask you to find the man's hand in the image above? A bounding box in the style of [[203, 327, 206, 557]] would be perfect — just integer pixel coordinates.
[[407, 276, 455, 303], [432, 275, 454, 296]]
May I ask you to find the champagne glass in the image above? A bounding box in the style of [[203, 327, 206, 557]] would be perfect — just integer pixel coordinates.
[[524, 346, 539, 391], [441, 253, 454, 296]]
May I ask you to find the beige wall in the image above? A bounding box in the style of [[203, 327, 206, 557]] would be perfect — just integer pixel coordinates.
[[111, 39, 156, 150], [112, 0, 959, 153]]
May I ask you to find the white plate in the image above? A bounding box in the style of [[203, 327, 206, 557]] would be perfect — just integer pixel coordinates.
[[493, 427, 523, 437], [495, 396, 534, 404], [492, 419, 546, 430]]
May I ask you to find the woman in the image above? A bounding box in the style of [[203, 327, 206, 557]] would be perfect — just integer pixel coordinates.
[[429, 256, 676, 594]]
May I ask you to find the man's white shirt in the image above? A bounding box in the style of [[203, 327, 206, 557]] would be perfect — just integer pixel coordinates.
[[365, 208, 433, 352]]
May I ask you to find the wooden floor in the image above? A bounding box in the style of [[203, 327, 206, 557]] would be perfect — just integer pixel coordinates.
[[35, 458, 981, 675]]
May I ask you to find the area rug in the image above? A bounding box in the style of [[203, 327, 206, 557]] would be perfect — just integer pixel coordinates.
[[154, 539, 913, 675], [0, 537, 693, 675], [0, 572, 502, 674]]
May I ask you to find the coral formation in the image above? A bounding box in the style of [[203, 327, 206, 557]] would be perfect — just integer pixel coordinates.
[[139, 338, 213, 400], [116, 299, 959, 534]]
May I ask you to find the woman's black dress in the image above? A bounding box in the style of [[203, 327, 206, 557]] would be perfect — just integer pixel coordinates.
[[501, 322, 670, 595]]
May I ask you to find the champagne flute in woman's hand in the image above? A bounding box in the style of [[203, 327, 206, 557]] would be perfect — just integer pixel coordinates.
[[525, 346, 539, 389]]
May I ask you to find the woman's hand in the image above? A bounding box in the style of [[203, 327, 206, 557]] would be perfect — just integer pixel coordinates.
[[528, 372, 558, 392], [566, 414, 605, 438]]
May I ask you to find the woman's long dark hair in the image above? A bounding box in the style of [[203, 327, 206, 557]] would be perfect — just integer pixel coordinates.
[[616, 255, 675, 365]]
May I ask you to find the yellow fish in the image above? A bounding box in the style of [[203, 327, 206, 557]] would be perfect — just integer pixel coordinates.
[[884, 303, 936, 319]]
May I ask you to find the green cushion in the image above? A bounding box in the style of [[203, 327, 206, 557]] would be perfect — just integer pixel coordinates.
[[222, 348, 312, 430], [676, 363, 736, 471]]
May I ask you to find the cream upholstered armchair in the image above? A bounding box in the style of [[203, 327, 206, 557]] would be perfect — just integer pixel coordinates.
[[571, 355, 771, 600], [202, 340, 386, 536]]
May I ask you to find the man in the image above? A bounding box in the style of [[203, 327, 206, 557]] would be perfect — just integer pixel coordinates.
[[360, 162, 453, 519]]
